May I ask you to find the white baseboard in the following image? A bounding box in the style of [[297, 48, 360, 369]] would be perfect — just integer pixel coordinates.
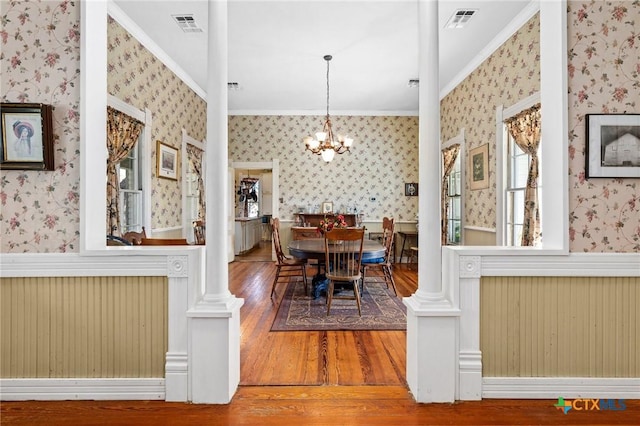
[[0, 378, 165, 401], [482, 377, 640, 399]]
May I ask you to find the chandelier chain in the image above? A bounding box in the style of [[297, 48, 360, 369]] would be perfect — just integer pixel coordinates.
[[326, 58, 330, 118]]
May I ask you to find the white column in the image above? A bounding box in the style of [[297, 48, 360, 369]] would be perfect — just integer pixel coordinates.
[[403, 0, 460, 403], [187, 0, 243, 404]]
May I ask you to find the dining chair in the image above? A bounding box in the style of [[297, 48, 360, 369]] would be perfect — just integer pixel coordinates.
[[324, 227, 365, 316], [192, 220, 205, 245], [361, 217, 398, 296], [122, 226, 146, 245], [270, 218, 308, 299]]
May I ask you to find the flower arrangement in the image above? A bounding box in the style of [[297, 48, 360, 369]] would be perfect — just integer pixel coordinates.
[[317, 214, 349, 234]]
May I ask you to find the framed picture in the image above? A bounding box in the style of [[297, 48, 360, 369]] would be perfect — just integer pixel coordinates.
[[321, 201, 333, 214], [157, 140, 179, 180], [405, 182, 418, 196], [586, 114, 640, 178], [1, 103, 54, 170], [469, 144, 489, 190]]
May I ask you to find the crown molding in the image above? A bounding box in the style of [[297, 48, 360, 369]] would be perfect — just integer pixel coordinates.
[[107, 1, 206, 100], [439, 0, 540, 99], [228, 109, 419, 117]]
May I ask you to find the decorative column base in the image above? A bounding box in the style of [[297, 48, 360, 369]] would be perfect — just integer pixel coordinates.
[[404, 295, 460, 403], [459, 350, 482, 400], [187, 297, 244, 404], [165, 352, 188, 401]]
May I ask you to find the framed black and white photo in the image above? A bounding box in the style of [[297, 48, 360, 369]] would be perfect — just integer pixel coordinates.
[[586, 114, 640, 178], [1, 103, 54, 170], [157, 140, 179, 180]]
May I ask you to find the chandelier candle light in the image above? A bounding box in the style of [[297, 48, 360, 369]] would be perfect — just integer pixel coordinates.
[[303, 55, 354, 163]]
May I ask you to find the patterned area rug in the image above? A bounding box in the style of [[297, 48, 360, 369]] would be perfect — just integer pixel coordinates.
[[271, 278, 407, 331]]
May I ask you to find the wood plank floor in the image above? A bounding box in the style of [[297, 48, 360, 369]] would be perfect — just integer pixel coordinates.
[[236, 259, 415, 386], [3, 259, 639, 424]]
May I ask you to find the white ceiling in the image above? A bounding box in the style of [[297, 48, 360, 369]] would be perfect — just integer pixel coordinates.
[[112, 0, 536, 114]]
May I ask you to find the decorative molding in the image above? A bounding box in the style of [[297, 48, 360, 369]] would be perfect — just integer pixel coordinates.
[[0, 253, 169, 277], [0, 378, 165, 401], [165, 352, 188, 402], [228, 109, 419, 117], [480, 253, 640, 277], [459, 350, 483, 400], [167, 256, 188, 278], [464, 226, 496, 233], [459, 256, 481, 278], [482, 377, 640, 399]]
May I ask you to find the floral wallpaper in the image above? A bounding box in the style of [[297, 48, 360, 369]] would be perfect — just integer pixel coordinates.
[[1, 0, 81, 253], [107, 17, 207, 231], [440, 13, 540, 232], [567, 0, 640, 252], [228, 115, 419, 222]]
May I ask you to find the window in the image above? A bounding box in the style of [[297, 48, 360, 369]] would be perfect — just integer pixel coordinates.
[[446, 155, 462, 244], [118, 135, 143, 233], [185, 160, 200, 224], [505, 130, 531, 246]]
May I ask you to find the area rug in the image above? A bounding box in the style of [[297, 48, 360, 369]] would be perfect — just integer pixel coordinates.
[[271, 278, 406, 331]]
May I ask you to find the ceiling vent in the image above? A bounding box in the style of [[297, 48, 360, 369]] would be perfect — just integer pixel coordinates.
[[444, 9, 477, 29], [228, 82, 240, 90], [408, 79, 419, 88], [172, 15, 203, 33]]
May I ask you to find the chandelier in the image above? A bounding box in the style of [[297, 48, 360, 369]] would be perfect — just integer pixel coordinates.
[[303, 55, 354, 163]]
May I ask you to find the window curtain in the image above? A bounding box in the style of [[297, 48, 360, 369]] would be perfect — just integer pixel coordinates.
[[441, 144, 460, 245], [106, 106, 143, 235], [186, 144, 206, 220], [505, 103, 541, 246]]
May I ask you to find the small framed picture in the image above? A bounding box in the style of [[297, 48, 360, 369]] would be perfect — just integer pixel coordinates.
[[585, 114, 640, 178], [157, 140, 179, 180], [1, 103, 55, 170], [469, 144, 489, 190], [405, 182, 418, 196], [321, 201, 333, 213]]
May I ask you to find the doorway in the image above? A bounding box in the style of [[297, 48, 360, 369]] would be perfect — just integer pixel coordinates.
[[230, 160, 279, 262]]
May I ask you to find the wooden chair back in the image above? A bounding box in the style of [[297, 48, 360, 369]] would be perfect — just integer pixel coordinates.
[[193, 220, 205, 245], [140, 238, 188, 246], [271, 218, 287, 263], [381, 217, 395, 264], [324, 227, 365, 282], [122, 227, 146, 245]]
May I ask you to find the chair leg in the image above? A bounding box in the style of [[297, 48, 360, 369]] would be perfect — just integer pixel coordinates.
[[353, 279, 362, 316], [383, 265, 398, 296], [302, 264, 308, 295], [326, 279, 335, 315], [270, 265, 281, 298]]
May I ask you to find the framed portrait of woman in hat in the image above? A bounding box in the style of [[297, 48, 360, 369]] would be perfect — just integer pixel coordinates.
[[1, 103, 54, 170]]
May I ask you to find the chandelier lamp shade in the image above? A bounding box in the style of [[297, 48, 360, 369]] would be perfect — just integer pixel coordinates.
[[303, 55, 354, 163]]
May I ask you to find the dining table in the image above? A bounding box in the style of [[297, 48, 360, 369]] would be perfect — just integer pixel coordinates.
[[288, 238, 386, 299], [288, 238, 386, 262]]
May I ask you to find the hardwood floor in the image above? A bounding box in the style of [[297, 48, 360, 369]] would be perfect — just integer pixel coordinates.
[[3, 261, 639, 424], [235, 260, 416, 386]]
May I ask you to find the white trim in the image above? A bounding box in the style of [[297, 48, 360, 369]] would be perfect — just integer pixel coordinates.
[[464, 226, 496, 233], [495, 105, 506, 245], [0, 378, 165, 401], [502, 92, 541, 119], [482, 377, 640, 399], [107, 1, 206, 100], [107, 94, 145, 122], [480, 252, 640, 277], [539, 0, 569, 252], [440, 0, 540, 99], [152, 226, 184, 234], [229, 109, 419, 117]]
